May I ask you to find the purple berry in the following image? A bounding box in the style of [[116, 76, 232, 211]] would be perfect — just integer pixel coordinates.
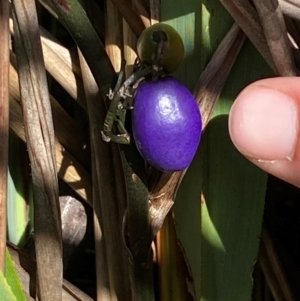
[[132, 76, 202, 172]]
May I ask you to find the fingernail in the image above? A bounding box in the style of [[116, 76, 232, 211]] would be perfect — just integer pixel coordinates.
[[229, 86, 298, 161]]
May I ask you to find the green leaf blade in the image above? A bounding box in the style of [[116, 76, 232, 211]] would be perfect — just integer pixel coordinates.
[[0, 270, 17, 301], [200, 115, 267, 301], [5, 249, 27, 301]]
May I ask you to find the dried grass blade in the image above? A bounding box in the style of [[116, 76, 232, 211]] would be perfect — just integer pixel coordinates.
[[9, 19, 87, 109], [259, 227, 297, 301], [194, 23, 245, 127], [252, 0, 298, 76], [78, 55, 112, 301], [110, 0, 146, 36], [9, 63, 92, 203], [39, 28, 87, 109], [132, 0, 151, 28], [62, 279, 94, 301], [279, 0, 300, 21], [9, 53, 90, 169], [220, 0, 275, 70], [9, 97, 92, 204], [105, 0, 123, 72], [78, 53, 131, 300], [11, 1, 62, 299], [149, 172, 182, 236], [91, 164, 111, 301], [0, 0, 10, 272], [285, 18, 300, 49], [123, 18, 137, 79]]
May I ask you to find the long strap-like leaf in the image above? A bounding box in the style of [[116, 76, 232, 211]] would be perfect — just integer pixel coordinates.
[[12, 1, 62, 300]]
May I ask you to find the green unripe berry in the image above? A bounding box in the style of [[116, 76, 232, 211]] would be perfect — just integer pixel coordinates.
[[137, 23, 184, 74]]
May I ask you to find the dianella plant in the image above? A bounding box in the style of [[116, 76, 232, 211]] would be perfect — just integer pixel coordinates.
[[0, 0, 299, 300]]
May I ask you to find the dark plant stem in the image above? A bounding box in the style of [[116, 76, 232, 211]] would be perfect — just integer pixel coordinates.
[[102, 65, 153, 144]]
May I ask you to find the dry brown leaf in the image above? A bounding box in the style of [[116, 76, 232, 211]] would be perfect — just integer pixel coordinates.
[[12, 1, 63, 299]]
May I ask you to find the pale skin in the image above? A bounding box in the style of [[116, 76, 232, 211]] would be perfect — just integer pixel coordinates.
[[229, 77, 300, 188]]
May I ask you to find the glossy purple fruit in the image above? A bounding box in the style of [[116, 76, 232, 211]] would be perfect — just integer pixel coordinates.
[[132, 76, 202, 172]]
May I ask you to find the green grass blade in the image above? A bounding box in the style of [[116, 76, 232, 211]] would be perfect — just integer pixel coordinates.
[[7, 169, 27, 246], [5, 249, 27, 301], [200, 115, 267, 301], [161, 0, 233, 90], [173, 145, 203, 300], [0, 247, 29, 301], [7, 133, 33, 247], [0, 271, 17, 301]]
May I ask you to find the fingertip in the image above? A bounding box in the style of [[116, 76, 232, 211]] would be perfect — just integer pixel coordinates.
[[228, 77, 300, 187], [229, 84, 298, 161]]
